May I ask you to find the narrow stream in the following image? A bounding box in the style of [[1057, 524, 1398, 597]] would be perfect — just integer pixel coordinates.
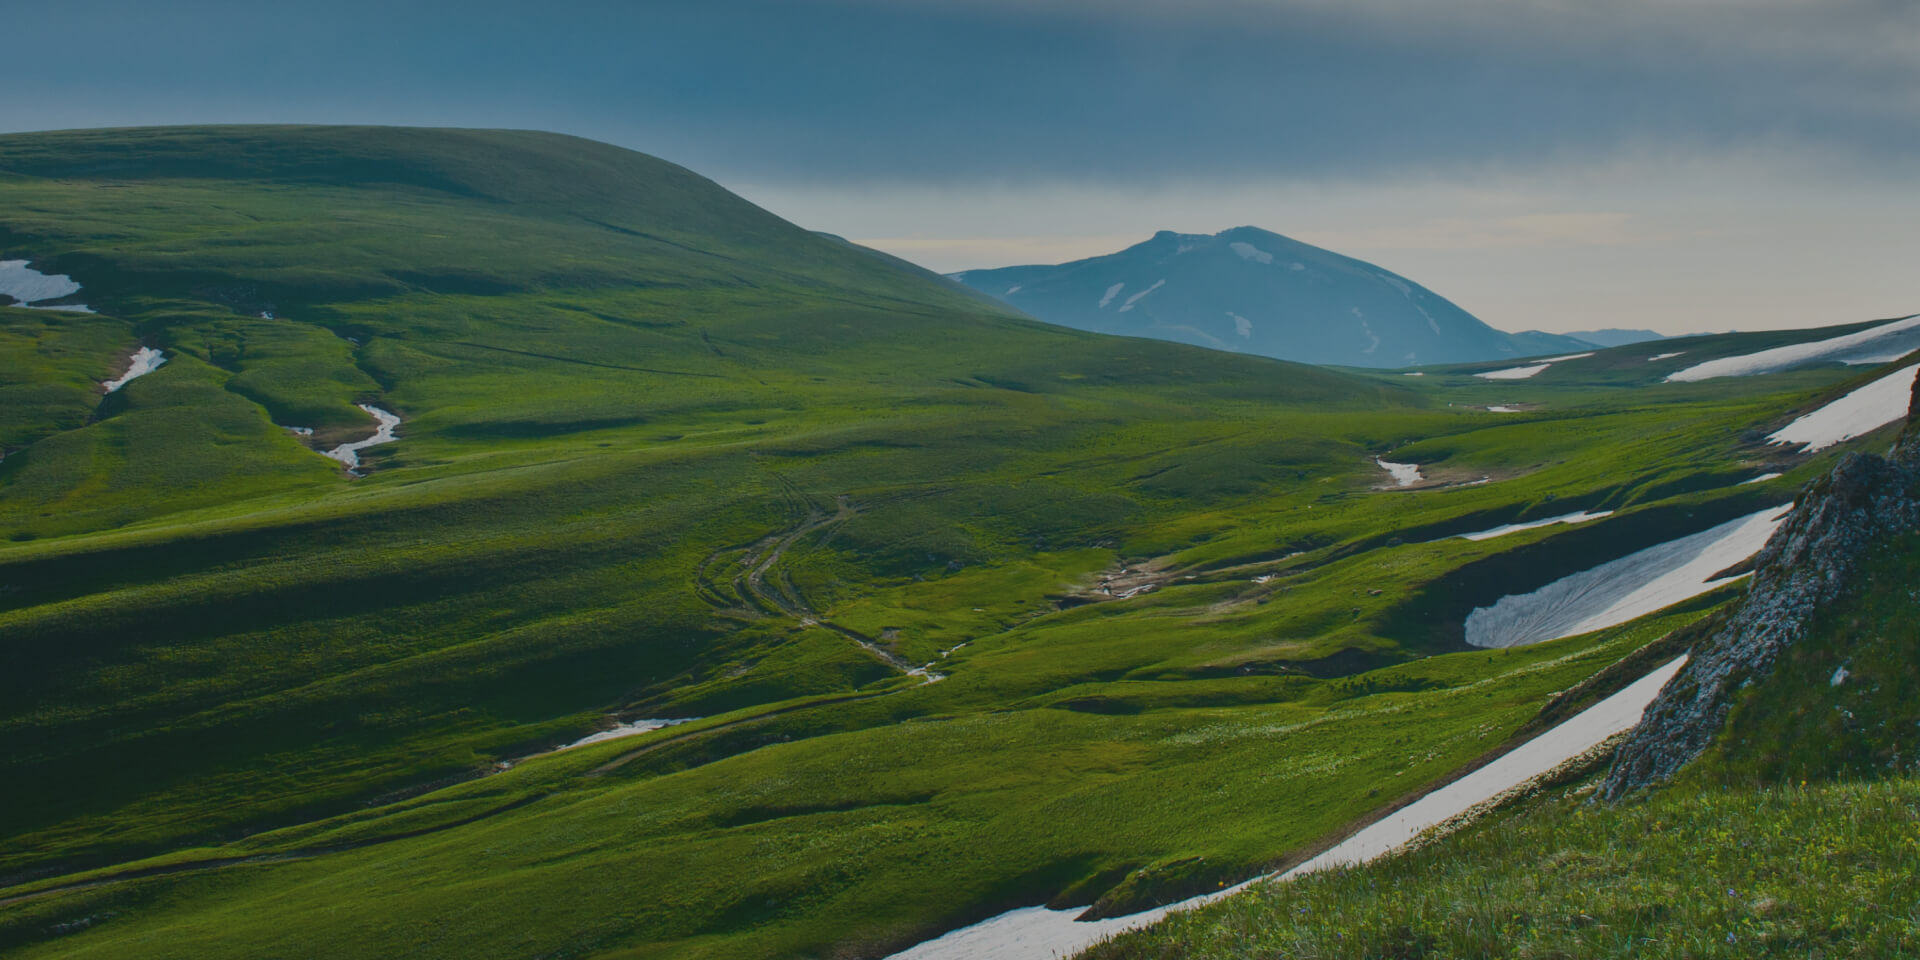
[[883, 656, 1690, 960], [323, 404, 402, 473]]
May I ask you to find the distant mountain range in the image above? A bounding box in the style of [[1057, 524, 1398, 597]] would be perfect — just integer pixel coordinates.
[[952, 227, 1653, 367]]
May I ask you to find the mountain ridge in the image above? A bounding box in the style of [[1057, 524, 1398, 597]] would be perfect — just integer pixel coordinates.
[[953, 226, 1595, 367]]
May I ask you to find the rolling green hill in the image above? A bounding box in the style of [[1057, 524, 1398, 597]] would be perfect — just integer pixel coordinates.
[[0, 126, 1896, 959]]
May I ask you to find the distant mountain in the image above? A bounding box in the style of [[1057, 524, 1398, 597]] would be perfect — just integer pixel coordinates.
[[1564, 328, 1667, 347], [952, 227, 1594, 367]]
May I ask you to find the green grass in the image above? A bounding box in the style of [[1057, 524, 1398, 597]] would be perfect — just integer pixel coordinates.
[[1082, 776, 1920, 960], [0, 124, 1899, 959]]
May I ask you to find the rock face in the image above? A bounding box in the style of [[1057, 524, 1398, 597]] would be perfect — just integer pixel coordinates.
[[950, 227, 1595, 368], [1599, 377, 1920, 798]]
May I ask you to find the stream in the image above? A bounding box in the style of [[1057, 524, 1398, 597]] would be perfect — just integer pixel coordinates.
[[884, 655, 1690, 960], [323, 404, 402, 473]]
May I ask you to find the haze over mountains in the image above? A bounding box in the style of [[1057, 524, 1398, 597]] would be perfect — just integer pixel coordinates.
[[953, 228, 1653, 368]]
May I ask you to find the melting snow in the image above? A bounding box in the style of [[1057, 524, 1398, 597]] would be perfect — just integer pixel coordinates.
[[1228, 312, 1252, 338], [1229, 241, 1274, 264], [1766, 363, 1920, 453], [1739, 472, 1783, 485], [102, 347, 167, 393], [1376, 458, 1422, 487], [1667, 314, 1920, 382], [1648, 352, 1684, 362], [882, 655, 1689, 960], [1475, 364, 1551, 380], [1005, 285, 1022, 296], [0, 259, 83, 307], [1464, 507, 1787, 649], [1117, 279, 1165, 313], [1098, 282, 1126, 309], [560, 718, 695, 750], [1356, 309, 1381, 354], [324, 404, 403, 473], [1403, 371, 1425, 376], [1457, 510, 1613, 542], [1542, 352, 1595, 363], [1485, 405, 1523, 413]]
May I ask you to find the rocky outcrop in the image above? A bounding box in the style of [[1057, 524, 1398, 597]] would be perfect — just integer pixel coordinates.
[[1599, 377, 1920, 798]]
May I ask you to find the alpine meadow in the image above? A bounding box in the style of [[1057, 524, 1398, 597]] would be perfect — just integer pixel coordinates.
[[4, 30, 1920, 959]]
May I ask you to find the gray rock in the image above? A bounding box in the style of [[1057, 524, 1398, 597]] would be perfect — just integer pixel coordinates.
[[1599, 377, 1920, 798]]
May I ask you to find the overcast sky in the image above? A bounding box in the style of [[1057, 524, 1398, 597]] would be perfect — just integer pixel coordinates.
[[5, 0, 1917, 334]]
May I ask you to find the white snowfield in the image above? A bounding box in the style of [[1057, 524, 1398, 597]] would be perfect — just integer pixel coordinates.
[[0, 259, 92, 311], [1647, 352, 1684, 362], [1098, 282, 1125, 308], [1464, 507, 1786, 649], [1766, 363, 1920, 454], [1666, 314, 1920, 382], [1474, 351, 1594, 381], [1228, 241, 1274, 264], [1457, 509, 1612, 542], [1117, 279, 1165, 313], [1375, 458, 1422, 487], [324, 404, 403, 471], [1474, 363, 1551, 381], [883, 655, 1690, 960], [102, 347, 167, 393], [1282, 655, 1688, 874], [558, 718, 695, 751], [0, 259, 81, 304]]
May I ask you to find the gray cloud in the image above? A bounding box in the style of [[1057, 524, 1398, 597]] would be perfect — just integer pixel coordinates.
[[3, 0, 1915, 188]]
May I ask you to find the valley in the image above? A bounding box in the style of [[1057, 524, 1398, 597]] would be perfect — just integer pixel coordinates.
[[1, 126, 1913, 960]]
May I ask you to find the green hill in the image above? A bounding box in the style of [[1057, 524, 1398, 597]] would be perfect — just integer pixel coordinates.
[[1084, 394, 1920, 960], [0, 126, 1896, 959]]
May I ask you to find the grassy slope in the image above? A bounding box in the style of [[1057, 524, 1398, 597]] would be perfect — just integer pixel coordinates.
[[1085, 471, 1920, 960], [0, 126, 1892, 958]]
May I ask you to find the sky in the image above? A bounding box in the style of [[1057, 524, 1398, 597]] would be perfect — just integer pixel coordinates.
[[3, 0, 1917, 335]]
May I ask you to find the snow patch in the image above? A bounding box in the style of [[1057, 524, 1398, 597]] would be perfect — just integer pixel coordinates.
[[1227, 312, 1252, 338], [1464, 507, 1787, 649], [1355, 308, 1381, 354], [1667, 314, 1920, 382], [1475, 364, 1551, 380], [1403, 371, 1425, 376], [1485, 405, 1523, 413], [324, 404, 403, 473], [1542, 352, 1595, 363], [1647, 352, 1684, 362], [1004, 285, 1022, 296], [560, 718, 695, 751], [1098, 282, 1126, 309], [1117, 279, 1164, 313], [1376, 271, 1443, 335], [1739, 472, 1782, 485], [883, 655, 1690, 960], [102, 347, 167, 393], [1830, 665, 1850, 687], [0, 259, 83, 307], [1376, 458, 1422, 487], [1228, 241, 1274, 264], [1766, 363, 1920, 453], [1457, 510, 1612, 542]]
